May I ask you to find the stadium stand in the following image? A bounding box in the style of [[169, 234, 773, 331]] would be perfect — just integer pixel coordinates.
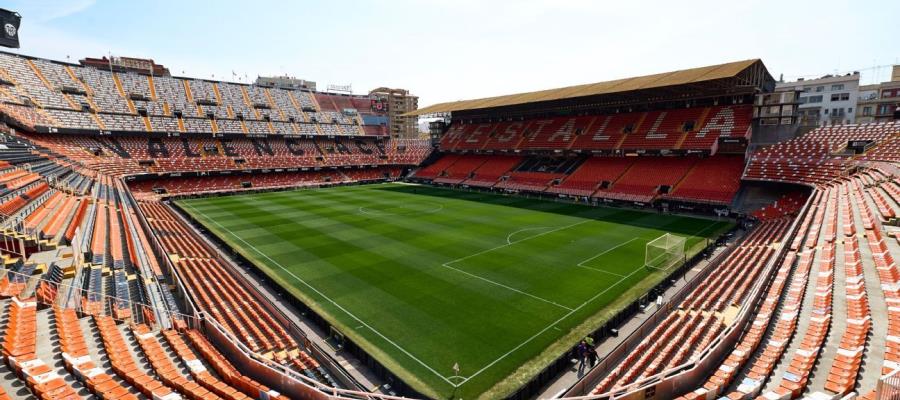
[[23, 134, 427, 176], [2, 48, 900, 400], [744, 121, 900, 185], [596, 157, 697, 202], [438, 106, 752, 153], [127, 167, 401, 198], [547, 157, 634, 197], [590, 217, 793, 395], [664, 155, 745, 205], [674, 164, 900, 400], [0, 51, 397, 142], [417, 152, 746, 205]]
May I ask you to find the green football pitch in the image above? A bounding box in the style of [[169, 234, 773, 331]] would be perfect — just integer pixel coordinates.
[[176, 183, 733, 399]]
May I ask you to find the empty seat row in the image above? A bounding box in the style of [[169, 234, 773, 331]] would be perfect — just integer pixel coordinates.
[[440, 106, 752, 152]]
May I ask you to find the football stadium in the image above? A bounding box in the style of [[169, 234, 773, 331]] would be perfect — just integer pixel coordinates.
[[0, 2, 899, 400]]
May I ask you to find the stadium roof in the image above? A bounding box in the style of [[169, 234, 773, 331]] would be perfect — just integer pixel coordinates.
[[405, 59, 769, 116]]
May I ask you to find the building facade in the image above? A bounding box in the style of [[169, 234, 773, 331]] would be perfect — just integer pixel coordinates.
[[855, 65, 900, 124], [256, 75, 316, 92], [368, 87, 419, 138], [776, 72, 860, 126]]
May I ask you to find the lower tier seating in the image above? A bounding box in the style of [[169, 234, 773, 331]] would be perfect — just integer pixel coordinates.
[[25, 134, 429, 177], [591, 219, 791, 395], [138, 201, 334, 385], [417, 154, 747, 205], [677, 166, 900, 399], [128, 167, 401, 199]]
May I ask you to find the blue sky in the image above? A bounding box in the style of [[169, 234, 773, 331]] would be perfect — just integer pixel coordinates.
[[5, 0, 900, 107]]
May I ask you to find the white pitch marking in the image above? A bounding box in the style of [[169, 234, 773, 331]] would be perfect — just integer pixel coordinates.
[[456, 218, 729, 384], [181, 202, 461, 387], [440, 263, 574, 311], [186, 199, 729, 390], [438, 220, 593, 312], [455, 264, 646, 386], [448, 220, 591, 266], [575, 238, 639, 277], [506, 226, 551, 245]]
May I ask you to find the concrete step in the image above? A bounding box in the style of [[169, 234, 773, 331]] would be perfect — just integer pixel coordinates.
[[78, 316, 146, 398], [117, 322, 157, 377], [807, 198, 847, 393], [152, 329, 194, 379], [36, 308, 92, 399], [762, 193, 834, 394]]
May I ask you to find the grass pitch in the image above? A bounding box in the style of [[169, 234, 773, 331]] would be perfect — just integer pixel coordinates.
[[177, 183, 732, 399]]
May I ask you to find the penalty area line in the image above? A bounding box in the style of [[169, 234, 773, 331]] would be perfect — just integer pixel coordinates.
[[575, 237, 639, 277]]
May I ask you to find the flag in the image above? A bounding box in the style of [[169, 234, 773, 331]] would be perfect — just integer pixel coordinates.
[[0, 9, 21, 48]]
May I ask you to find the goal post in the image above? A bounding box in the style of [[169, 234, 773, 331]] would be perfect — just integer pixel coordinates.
[[644, 233, 686, 270]]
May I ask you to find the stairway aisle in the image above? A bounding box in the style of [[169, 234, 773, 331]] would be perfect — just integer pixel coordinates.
[[850, 180, 896, 393], [761, 191, 831, 394], [78, 316, 145, 398], [35, 308, 91, 398], [807, 191, 849, 393]]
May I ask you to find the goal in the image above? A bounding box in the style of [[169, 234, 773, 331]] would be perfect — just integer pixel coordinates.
[[644, 233, 686, 270]]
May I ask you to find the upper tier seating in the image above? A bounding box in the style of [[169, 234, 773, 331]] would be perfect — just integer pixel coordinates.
[[744, 121, 900, 184], [0, 52, 389, 137], [439, 105, 752, 152]]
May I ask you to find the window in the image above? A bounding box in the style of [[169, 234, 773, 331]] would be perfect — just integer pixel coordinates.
[[863, 106, 872, 116], [824, 109, 829, 114], [807, 95, 823, 103], [798, 96, 808, 104], [830, 93, 850, 101], [816, 86, 824, 92], [831, 84, 844, 91], [847, 108, 852, 113]]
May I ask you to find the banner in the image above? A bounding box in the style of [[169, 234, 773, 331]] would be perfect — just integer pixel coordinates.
[[0, 9, 20, 48]]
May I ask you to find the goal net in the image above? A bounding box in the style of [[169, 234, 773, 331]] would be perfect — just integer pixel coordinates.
[[644, 233, 686, 270]]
